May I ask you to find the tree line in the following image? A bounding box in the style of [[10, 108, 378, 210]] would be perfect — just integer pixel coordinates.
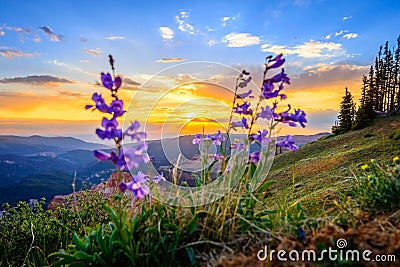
[[335, 36, 400, 133]]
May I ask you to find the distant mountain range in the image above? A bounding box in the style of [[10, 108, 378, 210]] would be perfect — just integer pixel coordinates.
[[0, 133, 329, 206]]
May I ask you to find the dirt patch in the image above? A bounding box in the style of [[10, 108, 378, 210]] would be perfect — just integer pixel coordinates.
[[217, 212, 400, 267]]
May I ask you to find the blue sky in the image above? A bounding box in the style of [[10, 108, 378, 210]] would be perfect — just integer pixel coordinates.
[[1, 0, 400, 141]]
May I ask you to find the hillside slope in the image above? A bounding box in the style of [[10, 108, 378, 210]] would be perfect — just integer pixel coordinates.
[[266, 115, 400, 215]]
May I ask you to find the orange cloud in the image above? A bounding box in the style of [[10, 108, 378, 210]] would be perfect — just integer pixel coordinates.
[[0, 75, 75, 87]]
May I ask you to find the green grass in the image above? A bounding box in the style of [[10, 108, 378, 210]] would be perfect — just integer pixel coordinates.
[[265, 114, 400, 217]]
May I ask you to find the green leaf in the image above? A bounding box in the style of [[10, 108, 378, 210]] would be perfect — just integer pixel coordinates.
[[72, 233, 86, 250], [145, 227, 159, 235], [186, 246, 196, 266], [164, 223, 178, 231], [257, 180, 277, 193], [186, 219, 197, 236], [48, 252, 77, 266], [72, 251, 92, 262]]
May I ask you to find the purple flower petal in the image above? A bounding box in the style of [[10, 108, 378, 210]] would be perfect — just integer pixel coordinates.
[[154, 173, 166, 183], [249, 151, 260, 164], [119, 182, 128, 193], [114, 76, 122, 89], [101, 72, 113, 90], [94, 150, 111, 161]]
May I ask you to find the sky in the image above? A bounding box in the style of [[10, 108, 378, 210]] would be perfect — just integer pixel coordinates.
[[1, 0, 400, 142]]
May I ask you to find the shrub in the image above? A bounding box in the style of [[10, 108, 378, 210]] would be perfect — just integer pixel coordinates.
[[0, 191, 111, 266]]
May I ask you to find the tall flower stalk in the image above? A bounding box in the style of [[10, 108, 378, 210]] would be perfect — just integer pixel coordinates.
[[193, 54, 307, 187], [86, 55, 164, 200]]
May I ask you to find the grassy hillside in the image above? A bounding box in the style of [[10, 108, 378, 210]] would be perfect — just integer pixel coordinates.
[[266, 114, 400, 216]]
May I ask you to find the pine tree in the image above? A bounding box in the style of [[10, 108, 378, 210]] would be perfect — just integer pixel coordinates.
[[335, 87, 356, 133]]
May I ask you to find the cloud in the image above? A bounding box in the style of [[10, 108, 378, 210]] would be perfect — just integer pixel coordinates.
[[11, 26, 31, 34], [123, 77, 141, 89], [323, 34, 331, 40], [292, 63, 369, 90], [83, 48, 103, 56], [261, 40, 345, 58], [343, 33, 358, 39], [175, 11, 195, 34], [106, 35, 124, 40], [0, 46, 34, 59], [33, 36, 41, 42], [3, 25, 31, 34], [221, 16, 230, 27], [58, 90, 87, 98], [159, 26, 174, 39], [335, 30, 348, 37], [222, 33, 261, 47], [38, 26, 64, 42], [48, 59, 66, 66], [303, 63, 368, 74], [206, 40, 218, 46], [0, 75, 75, 87], [342, 16, 352, 21], [156, 57, 186, 63], [205, 26, 214, 32]]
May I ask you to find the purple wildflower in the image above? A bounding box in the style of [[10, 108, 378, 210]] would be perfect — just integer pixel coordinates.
[[257, 105, 275, 120], [131, 171, 149, 183], [234, 102, 253, 115], [94, 150, 117, 162], [238, 76, 252, 88], [109, 99, 125, 117], [249, 151, 260, 164], [119, 171, 150, 198], [96, 117, 122, 140], [276, 135, 298, 150], [276, 105, 307, 128], [132, 183, 149, 199], [122, 143, 150, 170], [231, 117, 249, 130], [262, 69, 290, 100], [267, 54, 285, 70], [207, 130, 225, 146], [94, 150, 111, 161], [124, 120, 147, 141], [192, 134, 203, 144], [119, 179, 149, 199], [270, 69, 290, 84], [250, 130, 272, 145], [237, 89, 254, 99], [101, 72, 122, 91], [86, 93, 110, 113], [154, 172, 166, 183], [288, 108, 307, 128]]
